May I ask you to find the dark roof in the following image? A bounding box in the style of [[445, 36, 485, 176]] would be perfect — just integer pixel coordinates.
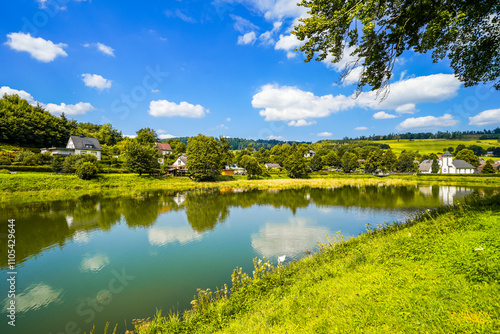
[[69, 136, 102, 151], [156, 142, 172, 151], [442, 152, 453, 157], [419, 160, 432, 172], [452, 159, 475, 169]]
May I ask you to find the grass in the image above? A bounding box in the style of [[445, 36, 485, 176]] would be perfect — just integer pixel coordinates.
[[1, 172, 499, 206], [119, 193, 500, 334], [369, 138, 500, 155]]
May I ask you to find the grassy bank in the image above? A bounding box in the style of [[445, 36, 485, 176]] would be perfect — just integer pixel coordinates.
[[118, 194, 500, 333], [1, 172, 499, 205]]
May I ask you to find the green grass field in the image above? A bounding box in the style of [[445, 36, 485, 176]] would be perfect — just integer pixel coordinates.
[[370, 138, 500, 155], [106, 193, 500, 334]]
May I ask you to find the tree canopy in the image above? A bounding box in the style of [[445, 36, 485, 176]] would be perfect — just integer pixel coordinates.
[[293, 0, 500, 93], [187, 134, 222, 181]]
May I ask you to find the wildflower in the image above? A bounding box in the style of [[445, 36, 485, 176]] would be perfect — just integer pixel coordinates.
[[474, 247, 484, 251]]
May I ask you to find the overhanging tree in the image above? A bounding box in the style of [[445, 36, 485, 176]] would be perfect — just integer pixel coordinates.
[[293, 0, 500, 93]]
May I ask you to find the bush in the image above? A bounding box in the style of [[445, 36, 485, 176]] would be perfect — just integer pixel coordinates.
[[0, 169, 10, 174], [4, 165, 53, 172], [0, 157, 12, 165], [76, 161, 98, 180], [14, 150, 35, 162]]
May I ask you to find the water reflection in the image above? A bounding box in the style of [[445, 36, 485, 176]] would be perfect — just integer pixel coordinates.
[[2, 283, 63, 313], [80, 254, 110, 272], [251, 217, 329, 259], [0, 185, 493, 270]]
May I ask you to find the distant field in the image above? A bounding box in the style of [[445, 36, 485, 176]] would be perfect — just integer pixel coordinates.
[[370, 139, 500, 155]]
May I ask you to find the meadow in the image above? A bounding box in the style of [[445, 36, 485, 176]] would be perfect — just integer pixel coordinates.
[[90, 193, 500, 334], [368, 138, 500, 155]]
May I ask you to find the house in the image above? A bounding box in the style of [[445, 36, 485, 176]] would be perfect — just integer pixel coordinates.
[[167, 154, 189, 176], [477, 161, 500, 172], [42, 135, 102, 160], [156, 142, 172, 155], [418, 152, 476, 174], [264, 163, 281, 169], [304, 150, 315, 158], [224, 164, 245, 175]]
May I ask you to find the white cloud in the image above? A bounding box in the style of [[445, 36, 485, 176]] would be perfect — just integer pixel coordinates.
[[469, 109, 500, 126], [148, 99, 208, 118], [5, 32, 67, 62], [165, 9, 197, 23], [159, 134, 177, 139], [151, 89, 160, 93], [317, 132, 332, 137], [230, 14, 259, 33], [123, 135, 137, 139], [355, 126, 368, 131], [237, 31, 257, 45], [322, 45, 360, 72], [252, 84, 354, 122], [396, 114, 458, 131], [235, 0, 308, 21], [0, 86, 35, 104], [259, 21, 282, 45], [226, 117, 231, 122], [288, 119, 316, 127], [343, 66, 364, 86], [395, 103, 418, 114], [44, 102, 95, 116], [83, 42, 115, 57], [356, 74, 461, 111], [267, 135, 284, 140], [81, 73, 112, 90], [373, 111, 397, 119], [157, 129, 167, 134], [216, 124, 228, 129], [275, 33, 303, 58]]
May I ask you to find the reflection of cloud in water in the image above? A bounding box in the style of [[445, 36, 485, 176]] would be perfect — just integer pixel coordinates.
[[148, 226, 203, 246], [2, 283, 63, 313], [317, 207, 333, 214], [73, 231, 90, 244], [80, 254, 110, 272], [251, 217, 330, 259]]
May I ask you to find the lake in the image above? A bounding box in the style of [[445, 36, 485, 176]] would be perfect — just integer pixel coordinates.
[[0, 184, 483, 333]]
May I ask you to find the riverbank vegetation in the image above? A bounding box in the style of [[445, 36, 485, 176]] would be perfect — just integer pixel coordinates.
[[100, 193, 500, 333], [1, 172, 499, 206]]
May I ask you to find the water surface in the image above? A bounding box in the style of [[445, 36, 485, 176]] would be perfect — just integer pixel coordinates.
[[0, 185, 484, 333]]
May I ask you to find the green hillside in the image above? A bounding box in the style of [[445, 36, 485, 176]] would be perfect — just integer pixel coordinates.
[[368, 138, 500, 155]]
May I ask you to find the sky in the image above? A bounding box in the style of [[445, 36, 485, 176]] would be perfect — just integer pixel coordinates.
[[1, 0, 499, 142]]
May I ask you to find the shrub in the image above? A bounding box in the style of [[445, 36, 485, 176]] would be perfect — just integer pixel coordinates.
[[76, 161, 98, 180], [0, 169, 10, 174], [0, 157, 12, 165]]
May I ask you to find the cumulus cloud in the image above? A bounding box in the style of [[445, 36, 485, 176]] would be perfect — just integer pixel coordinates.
[[322, 45, 361, 72], [396, 114, 458, 131], [317, 132, 333, 137], [259, 21, 282, 45], [123, 135, 137, 139], [275, 33, 303, 58], [83, 42, 115, 56], [81, 73, 112, 90], [356, 74, 461, 111], [252, 84, 354, 122], [44, 102, 95, 116], [395, 103, 418, 114], [5, 32, 67, 62], [237, 31, 257, 45], [0, 86, 35, 104], [469, 109, 500, 126], [373, 111, 397, 119], [288, 119, 316, 127], [159, 134, 177, 139], [355, 126, 368, 131], [267, 135, 284, 140], [148, 99, 207, 118]]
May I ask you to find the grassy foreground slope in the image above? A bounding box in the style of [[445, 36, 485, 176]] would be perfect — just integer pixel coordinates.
[[129, 194, 500, 334]]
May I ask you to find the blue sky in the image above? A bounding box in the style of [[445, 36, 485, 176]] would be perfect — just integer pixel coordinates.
[[1, 0, 499, 142]]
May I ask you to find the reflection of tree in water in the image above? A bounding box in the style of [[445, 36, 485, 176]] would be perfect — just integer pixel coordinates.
[[0, 185, 480, 269]]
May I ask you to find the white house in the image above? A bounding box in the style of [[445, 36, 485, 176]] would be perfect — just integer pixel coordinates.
[[418, 152, 476, 174], [42, 135, 102, 160], [304, 150, 315, 158]]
